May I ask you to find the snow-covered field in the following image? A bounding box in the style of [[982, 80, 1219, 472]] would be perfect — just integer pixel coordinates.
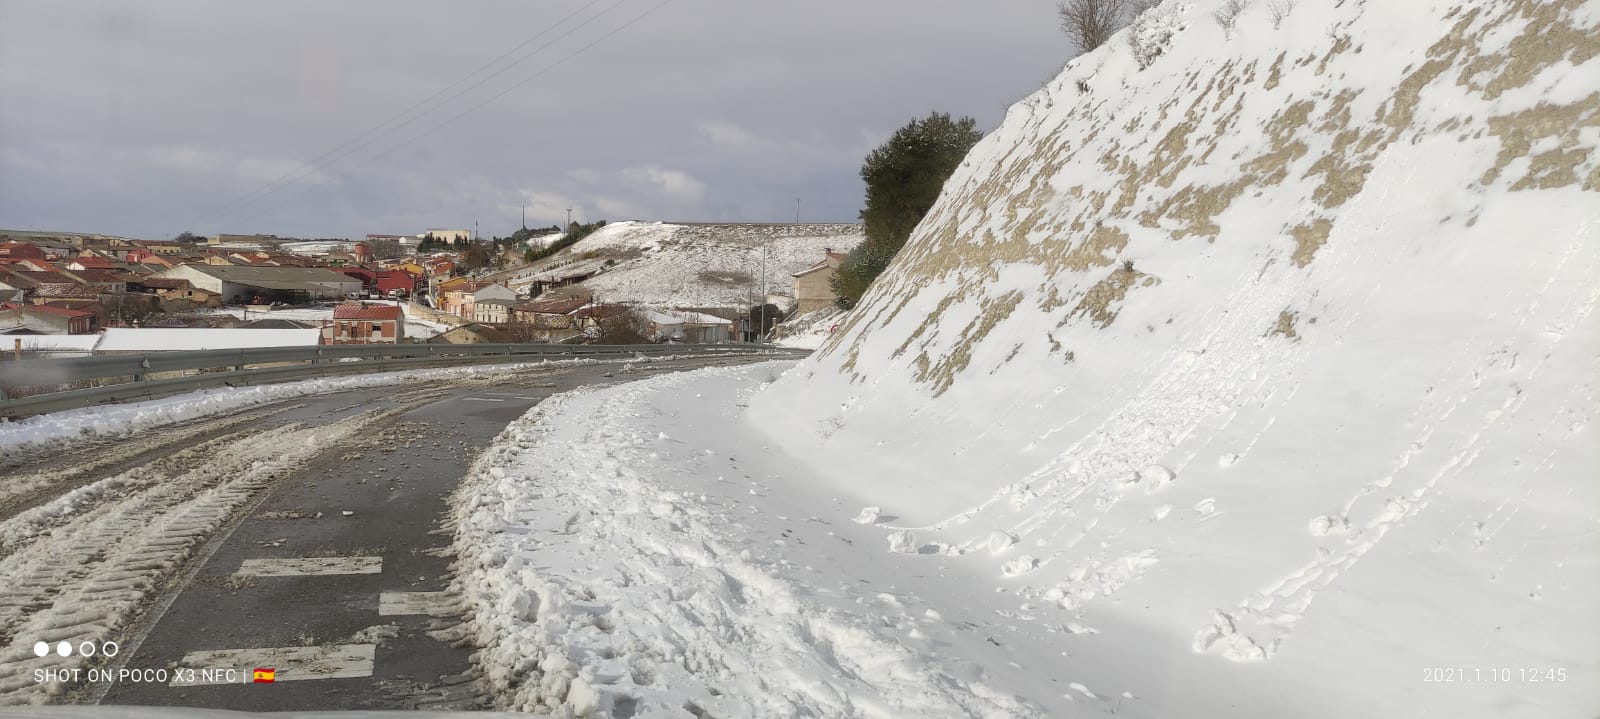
[[495, 222, 864, 308]]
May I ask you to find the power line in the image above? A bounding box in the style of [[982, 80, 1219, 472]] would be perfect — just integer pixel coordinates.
[[196, 0, 627, 234], [227, 0, 676, 231], [183, 0, 610, 235]]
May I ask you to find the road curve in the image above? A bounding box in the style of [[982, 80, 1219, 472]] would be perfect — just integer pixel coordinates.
[[0, 355, 781, 710]]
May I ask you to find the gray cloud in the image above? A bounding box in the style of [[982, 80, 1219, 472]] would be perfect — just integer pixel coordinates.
[[0, 0, 1068, 239]]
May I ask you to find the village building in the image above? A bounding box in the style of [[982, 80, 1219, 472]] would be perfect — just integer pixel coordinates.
[[325, 303, 405, 344], [472, 298, 518, 324], [791, 249, 847, 316]]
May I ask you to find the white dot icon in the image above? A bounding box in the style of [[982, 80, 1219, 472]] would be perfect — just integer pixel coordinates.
[[56, 641, 72, 657], [32, 642, 48, 657]]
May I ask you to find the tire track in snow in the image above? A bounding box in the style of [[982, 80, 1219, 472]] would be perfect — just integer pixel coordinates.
[[0, 403, 306, 523], [0, 397, 428, 705]]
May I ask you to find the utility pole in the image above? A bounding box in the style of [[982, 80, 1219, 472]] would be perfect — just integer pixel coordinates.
[[757, 239, 768, 344], [795, 198, 801, 224], [566, 207, 573, 229], [521, 205, 527, 231]]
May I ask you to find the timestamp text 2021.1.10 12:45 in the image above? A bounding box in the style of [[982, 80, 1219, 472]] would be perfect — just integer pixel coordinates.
[[1422, 667, 1568, 683]]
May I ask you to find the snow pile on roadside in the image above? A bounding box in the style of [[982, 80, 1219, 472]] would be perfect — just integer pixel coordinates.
[[449, 362, 1043, 718], [0, 354, 690, 456], [771, 306, 846, 350]]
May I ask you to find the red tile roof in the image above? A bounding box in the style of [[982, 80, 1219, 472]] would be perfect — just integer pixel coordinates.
[[0, 241, 44, 256], [23, 304, 96, 318], [70, 256, 128, 269], [73, 269, 127, 283], [15, 271, 75, 284], [333, 303, 403, 321]]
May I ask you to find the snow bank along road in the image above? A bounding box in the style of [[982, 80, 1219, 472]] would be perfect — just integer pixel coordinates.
[[451, 357, 1595, 718], [0, 354, 776, 710], [452, 361, 1054, 718]]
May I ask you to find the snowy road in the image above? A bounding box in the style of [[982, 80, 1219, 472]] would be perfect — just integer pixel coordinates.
[[0, 355, 777, 710]]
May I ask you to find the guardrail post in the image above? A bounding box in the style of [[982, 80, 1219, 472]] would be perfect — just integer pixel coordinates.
[[234, 349, 246, 373], [135, 357, 151, 383]]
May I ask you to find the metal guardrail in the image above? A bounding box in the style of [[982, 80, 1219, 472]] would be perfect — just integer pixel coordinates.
[[0, 343, 802, 419]]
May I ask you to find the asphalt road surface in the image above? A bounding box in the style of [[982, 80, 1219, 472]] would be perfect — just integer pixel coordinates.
[[6, 354, 780, 712]]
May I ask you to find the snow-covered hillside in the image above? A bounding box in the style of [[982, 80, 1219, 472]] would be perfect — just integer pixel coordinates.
[[744, 0, 1599, 716], [498, 222, 863, 308], [771, 306, 847, 349]]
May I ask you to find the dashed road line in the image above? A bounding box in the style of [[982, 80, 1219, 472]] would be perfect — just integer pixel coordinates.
[[460, 397, 506, 402], [378, 591, 451, 616], [235, 557, 382, 577], [168, 644, 376, 686]]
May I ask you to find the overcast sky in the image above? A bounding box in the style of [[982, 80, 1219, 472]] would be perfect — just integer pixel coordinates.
[[0, 1, 1068, 240]]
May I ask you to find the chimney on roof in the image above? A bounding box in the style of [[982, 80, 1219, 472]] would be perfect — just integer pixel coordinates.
[[824, 247, 832, 254]]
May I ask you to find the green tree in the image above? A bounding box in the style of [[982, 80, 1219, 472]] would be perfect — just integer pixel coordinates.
[[833, 112, 982, 308]]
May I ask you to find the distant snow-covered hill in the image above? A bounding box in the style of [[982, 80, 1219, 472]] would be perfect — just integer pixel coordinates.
[[498, 222, 864, 309]]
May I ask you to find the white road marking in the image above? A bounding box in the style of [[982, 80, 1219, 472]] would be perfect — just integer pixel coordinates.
[[168, 644, 376, 686], [379, 591, 452, 616], [235, 556, 382, 577], [461, 397, 506, 402]]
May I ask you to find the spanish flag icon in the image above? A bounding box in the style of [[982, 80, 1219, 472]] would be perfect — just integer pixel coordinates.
[[252, 668, 276, 683]]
